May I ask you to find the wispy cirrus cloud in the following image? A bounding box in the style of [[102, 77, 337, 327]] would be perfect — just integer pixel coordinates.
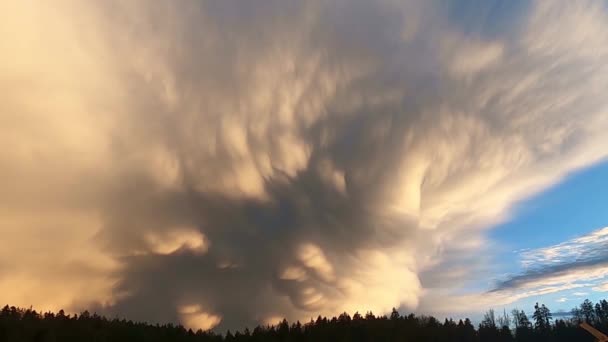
[[593, 283, 608, 292], [491, 226, 608, 296], [423, 226, 608, 316], [520, 227, 608, 268]]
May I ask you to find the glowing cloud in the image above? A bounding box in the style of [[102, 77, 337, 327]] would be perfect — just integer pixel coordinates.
[[1, 0, 607, 330], [145, 227, 208, 255], [178, 304, 222, 331]]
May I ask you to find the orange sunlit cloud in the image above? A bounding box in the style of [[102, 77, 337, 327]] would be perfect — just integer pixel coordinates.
[[1, 0, 608, 331]]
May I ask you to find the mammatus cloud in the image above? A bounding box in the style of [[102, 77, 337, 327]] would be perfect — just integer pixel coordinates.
[[1, 0, 608, 331]]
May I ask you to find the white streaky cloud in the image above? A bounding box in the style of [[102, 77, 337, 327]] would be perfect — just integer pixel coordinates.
[[469, 226, 608, 312], [520, 226, 608, 268], [511, 266, 608, 290], [489, 225, 608, 294], [593, 283, 608, 292], [557, 297, 568, 303], [0, 0, 608, 330]]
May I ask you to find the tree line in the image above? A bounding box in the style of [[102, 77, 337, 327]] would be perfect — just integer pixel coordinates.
[[0, 298, 607, 341]]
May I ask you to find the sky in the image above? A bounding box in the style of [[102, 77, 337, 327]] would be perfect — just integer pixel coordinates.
[[1, 0, 608, 332]]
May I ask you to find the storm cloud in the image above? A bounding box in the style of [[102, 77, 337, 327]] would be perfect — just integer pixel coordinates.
[[1, 0, 608, 331]]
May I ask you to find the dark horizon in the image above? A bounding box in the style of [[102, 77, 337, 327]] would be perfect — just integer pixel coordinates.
[[1, 297, 607, 341]]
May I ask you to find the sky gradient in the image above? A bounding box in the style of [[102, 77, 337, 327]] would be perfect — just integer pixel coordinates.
[[1, 0, 608, 331]]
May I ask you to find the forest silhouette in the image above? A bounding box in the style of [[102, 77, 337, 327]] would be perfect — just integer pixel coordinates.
[[1, 298, 607, 341]]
